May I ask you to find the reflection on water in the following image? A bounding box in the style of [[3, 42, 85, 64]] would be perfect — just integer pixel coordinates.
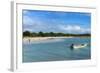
[[23, 37, 91, 63]]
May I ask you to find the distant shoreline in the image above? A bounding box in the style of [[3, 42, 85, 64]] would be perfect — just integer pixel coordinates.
[[23, 37, 72, 43], [23, 36, 90, 43]]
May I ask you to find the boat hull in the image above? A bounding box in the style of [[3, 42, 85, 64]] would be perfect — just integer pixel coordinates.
[[73, 44, 87, 49]]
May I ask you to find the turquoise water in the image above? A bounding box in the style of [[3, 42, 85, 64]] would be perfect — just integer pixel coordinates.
[[23, 37, 91, 63]]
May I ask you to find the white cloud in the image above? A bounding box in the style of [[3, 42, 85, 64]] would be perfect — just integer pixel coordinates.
[[59, 25, 90, 33], [61, 25, 81, 31], [23, 15, 52, 32], [23, 10, 30, 15], [23, 16, 34, 25], [23, 15, 44, 26]]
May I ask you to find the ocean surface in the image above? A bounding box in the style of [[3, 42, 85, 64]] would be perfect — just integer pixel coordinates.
[[22, 37, 91, 63]]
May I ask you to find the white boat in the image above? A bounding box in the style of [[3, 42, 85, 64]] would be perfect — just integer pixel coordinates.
[[72, 44, 88, 49]]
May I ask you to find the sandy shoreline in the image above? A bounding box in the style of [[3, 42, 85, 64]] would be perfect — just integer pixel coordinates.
[[23, 36, 90, 43], [23, 37, 73, 43]]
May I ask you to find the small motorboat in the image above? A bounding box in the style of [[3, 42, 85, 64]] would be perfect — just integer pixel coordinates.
[[70, 43, 88, 50]]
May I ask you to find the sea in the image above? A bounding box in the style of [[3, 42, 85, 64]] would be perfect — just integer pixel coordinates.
[[22, 37, 91, 63]]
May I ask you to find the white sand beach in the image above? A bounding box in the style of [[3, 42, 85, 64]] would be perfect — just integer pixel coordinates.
[[23, 37, 73, 43]]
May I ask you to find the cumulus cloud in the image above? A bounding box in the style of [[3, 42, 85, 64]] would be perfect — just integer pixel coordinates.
[[59, 25, 90, 33], [23, 16, 34, 25], [23, 15, 55, 32]]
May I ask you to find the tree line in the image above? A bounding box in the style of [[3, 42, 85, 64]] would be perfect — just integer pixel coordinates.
[[23, 31, 91, 37]]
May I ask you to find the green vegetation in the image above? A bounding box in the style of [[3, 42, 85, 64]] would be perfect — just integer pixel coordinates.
[[23, 31, 91, 37]]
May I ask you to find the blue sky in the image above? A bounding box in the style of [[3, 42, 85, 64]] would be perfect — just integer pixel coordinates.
[[23, 10, 91, 34]]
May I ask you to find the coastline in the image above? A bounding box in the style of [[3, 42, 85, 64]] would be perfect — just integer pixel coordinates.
[[23, 37, 73, 43], [23, 36, 90, 43]]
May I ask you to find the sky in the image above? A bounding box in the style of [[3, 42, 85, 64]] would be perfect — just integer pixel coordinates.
[[22, 10, 91, 34]]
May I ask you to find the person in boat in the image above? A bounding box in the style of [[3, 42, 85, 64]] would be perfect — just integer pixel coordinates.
[[70, 44, 74, 50]]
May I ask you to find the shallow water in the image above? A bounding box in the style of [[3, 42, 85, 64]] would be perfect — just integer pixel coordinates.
[[23, 37, 91, 63]]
